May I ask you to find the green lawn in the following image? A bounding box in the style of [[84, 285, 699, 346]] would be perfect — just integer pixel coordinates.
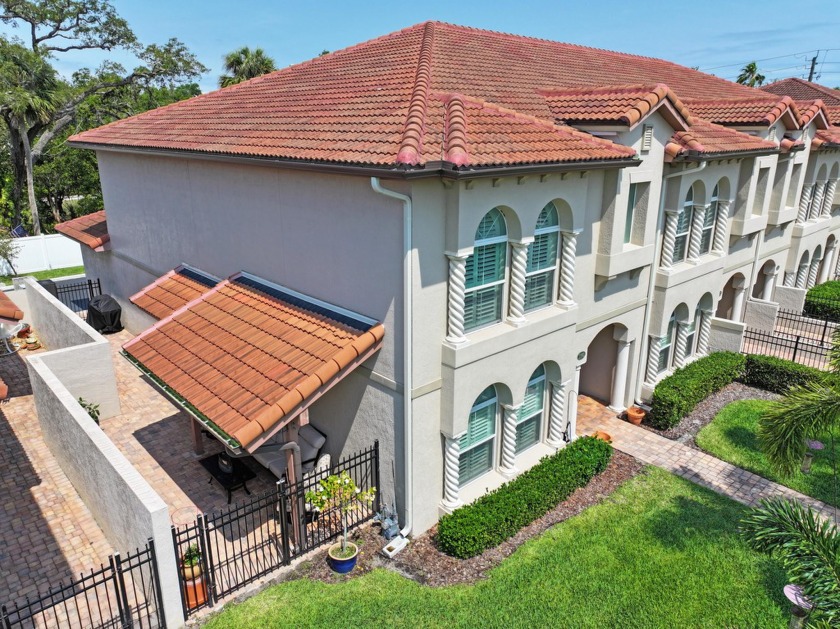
[[697, 399, 840, 507], [0, 265, 85, 284], [205, 468, 787, 628]]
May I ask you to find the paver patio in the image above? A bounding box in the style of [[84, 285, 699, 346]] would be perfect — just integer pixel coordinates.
[[576, 395, 840, 523]]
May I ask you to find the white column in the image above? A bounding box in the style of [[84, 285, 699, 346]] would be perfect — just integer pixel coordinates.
[[645, 335, 663, 386], [609, 336, 632, 412], [797, 183, 814, 224], [660, 209, 680, 270], [673, 321, 689, 368], [795, 261, 809, 289], [807, 256, 821, 289], [697, 309, 713, 355], [499, 404, 520, 477], [712, 201, 729, 254], [567, 364, 583, 442], [687, 204, 705, 262], [731, 277, 747, 322], [810, 182, 826, 221], [783, 271, 796, 287], [819, 245, 836, 285], [821, 181, 837, 218], [508, 242, 528, 324], [441, 435, 462, 510], [445, 254, 468, 344], [557, 229, 581, 306], [761, 265, 778, 301], [546, 380, 568, 448]]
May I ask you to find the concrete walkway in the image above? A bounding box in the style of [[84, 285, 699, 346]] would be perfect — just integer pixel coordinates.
[[576, 396, 840, 523]]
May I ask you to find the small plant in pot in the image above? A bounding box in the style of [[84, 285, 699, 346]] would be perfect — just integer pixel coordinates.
[[306, 471, 376, 574], [180, 544, 208, 609]]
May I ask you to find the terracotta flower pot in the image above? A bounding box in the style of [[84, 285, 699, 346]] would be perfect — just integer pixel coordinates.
[[626, 406, 646, 425], [593, 430, 612, 443], [181, 563, 207, 609]]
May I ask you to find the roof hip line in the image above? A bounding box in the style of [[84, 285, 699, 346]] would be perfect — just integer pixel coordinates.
[[396, 21, 435, 165]]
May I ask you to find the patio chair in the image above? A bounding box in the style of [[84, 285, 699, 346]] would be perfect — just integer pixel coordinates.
[[252, 424, 328, 479]]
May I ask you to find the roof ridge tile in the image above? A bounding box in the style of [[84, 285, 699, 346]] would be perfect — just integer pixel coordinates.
[[396, 21, 435, 165]]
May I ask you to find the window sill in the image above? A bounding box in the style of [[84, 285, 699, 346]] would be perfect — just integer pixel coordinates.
[[655, 254, 725, 289], [594, 244, 654, 279]]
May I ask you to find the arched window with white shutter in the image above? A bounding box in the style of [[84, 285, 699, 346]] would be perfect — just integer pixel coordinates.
[[464, 209, 508, 331]]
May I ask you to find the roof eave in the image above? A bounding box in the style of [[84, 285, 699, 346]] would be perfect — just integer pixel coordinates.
[[672, 147, 779, 162]]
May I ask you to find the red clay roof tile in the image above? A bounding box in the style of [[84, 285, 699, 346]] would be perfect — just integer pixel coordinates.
[[123, 273, 384, 450], [665, 118, 778, 161], [55, 210, 109, 250], [130, 265, 219, 320], [0, 291, 23, 322], [762, 78, 840, 106], [683, 96, 798, 128]]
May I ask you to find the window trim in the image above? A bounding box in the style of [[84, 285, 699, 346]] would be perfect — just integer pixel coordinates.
[[524, 204, 560, 313], [674, 192, 693, 264], [516, 368, 546, 454], [459, 388, 498, 487], [463, 209, 509, 332]]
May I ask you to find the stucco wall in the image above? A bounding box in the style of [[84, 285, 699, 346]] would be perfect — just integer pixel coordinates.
[[743, 299, 779, 333], [775, 286, 807, 313], [709, 317, 745, 353], [26, 355, 182, 628]]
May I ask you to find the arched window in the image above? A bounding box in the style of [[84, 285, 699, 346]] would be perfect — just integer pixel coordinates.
[[700, 185, 718, 255], [684, 306, 701, 357], [658, 313, 676, 373], [464, 209, 507, 331], [524, 203, 559, 311], [674, 188, 693, 262], [517, 366, 546, 453], [459, 386, 497, 485]]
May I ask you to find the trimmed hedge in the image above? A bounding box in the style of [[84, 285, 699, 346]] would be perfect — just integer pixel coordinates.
[[804, 281, 840, 322], [437, 436, 611, 559], [649, 352, 746, 429], [740, 354, 825, 394]]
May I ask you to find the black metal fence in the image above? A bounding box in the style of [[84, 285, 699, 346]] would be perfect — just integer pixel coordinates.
[[171, 441, 379, 619], [742, 328, 830, 369], [1, 539, 163, 629], [49, 278, 101, 315], [802, 295, 840, 323], [774, 309, 838, 346]]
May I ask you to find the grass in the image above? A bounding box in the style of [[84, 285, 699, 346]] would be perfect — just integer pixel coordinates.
[[204, 468, 788, 628], [0, 265, 85, 284], [697, 399, 840, 507]]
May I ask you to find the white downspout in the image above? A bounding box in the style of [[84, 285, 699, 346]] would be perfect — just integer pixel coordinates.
[[634, 161, 706, 404], [370, 177, 413, 537]]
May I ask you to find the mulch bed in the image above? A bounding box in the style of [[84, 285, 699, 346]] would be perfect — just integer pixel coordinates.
[[292, 450, 643, 587], [639, 382, 779, 447]]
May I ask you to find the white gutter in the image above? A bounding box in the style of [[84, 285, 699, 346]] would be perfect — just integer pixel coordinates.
[[634, 161, 707, 404], [370, 177, 413, 537]]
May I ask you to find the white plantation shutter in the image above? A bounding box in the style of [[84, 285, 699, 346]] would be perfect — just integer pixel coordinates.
[[459, 386, 497, 485], [524, 203, 559, 311], [516, 367, 545, 453], [464, 208, 508, 331]]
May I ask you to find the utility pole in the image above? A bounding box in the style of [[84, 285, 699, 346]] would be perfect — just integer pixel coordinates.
[[808, 54, 818, 82]]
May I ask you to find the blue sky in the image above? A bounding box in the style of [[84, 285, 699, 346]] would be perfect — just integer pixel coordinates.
[[3, 0, 840, 94]]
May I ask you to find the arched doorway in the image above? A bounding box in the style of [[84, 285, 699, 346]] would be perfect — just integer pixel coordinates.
[[579, 324, 632, 411]]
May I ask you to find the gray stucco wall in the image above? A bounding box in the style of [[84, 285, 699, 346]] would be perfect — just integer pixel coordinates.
[[743, 299, 779, 333], [709, 317, 745, 353], [775, 286, 807, 313], [27, 355, 182, 628]]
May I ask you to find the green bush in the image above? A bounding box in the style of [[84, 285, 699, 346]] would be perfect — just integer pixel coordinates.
[[740, 354, 825, 394], [649, 352, 746, 429], [804, 281, 840, 322], [437, 437, 611, 559]]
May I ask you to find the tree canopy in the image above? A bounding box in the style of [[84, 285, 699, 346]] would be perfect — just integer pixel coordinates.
[[736, 62, 766, 87], [219, 46, 276, 87]]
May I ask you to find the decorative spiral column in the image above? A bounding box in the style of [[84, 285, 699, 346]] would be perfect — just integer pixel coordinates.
[[557, 229, 581, 306], [546, 380, 568, 447], [795, 262, 809, 289], [712, 201, 729, 254], [660, 209, 680, 269], [673, 322, 688, 368], [822, 180, 837, 218], [687, 204, 706, 262], [811, 183, 826, 221], [697, 309, 713, 355], [783, 271, 796, 287], [645, 335, 664, 385], [445, 254, 468, 344], [441, 435, 462, 509], [798, 183, 814, 224], [508, 242, 529, 324], [499, 404, 520, 477], [807, 256, 821, 289]]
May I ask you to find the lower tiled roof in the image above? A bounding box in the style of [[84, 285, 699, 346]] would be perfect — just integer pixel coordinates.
[[54, 211, 109, 250], [130, 265, 220, 320], [0, 291, 23, 322], [665, 119, 778, 160], [683, 96, 796, 128], [123, 273, 384, 450]]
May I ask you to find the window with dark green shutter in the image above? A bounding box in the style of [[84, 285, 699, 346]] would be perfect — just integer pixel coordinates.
[[459, 386, 497, 485]]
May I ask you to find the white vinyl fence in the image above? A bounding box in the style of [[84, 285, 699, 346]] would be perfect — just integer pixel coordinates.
[[1, 234, 83, 275]]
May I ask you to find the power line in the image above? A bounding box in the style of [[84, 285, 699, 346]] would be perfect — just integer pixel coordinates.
[[700, 48, 840, 72]]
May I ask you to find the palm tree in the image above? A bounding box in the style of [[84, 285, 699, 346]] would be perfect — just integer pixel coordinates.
[[218, 47, 276, 88], [0, 42, 60, 235], [737, 62, 766, 87]]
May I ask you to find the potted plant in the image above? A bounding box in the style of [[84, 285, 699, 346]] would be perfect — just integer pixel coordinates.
[[626, 406, 646, 425], [181, 544, 208, 609], [306, 471, 376, 574]]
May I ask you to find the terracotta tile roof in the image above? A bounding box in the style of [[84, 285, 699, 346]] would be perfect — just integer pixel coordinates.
[[123, 273, 384, 451], [780, 135, 804, 153], [54, 210, 109, 250], [813, 128, 840, 149], [826, 106, 840, 126], [665, 119, 778, 161], [761, 78, 840, 106], [683, 96, 797, 128], [69, 21, 775, 169], [129, 265, 220, 320], [0, 291, 24, 322], [792, 100, 830, 129], [541, 84, 691, 129]]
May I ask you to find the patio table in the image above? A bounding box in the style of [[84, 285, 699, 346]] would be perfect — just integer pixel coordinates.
[[199, 454, 257, 504]]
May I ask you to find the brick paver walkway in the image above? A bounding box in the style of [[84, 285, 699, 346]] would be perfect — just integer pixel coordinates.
[[0, 344, 112, 603], [577, 395, 840, 523]]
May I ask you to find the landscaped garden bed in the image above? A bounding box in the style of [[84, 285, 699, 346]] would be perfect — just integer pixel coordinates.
[[204, 467, 788, 628]]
